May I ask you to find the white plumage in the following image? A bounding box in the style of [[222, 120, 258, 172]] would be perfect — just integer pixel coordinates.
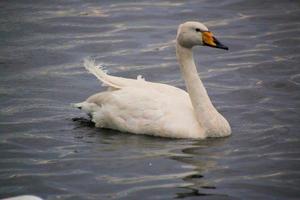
[[73, 21, 231, 139]]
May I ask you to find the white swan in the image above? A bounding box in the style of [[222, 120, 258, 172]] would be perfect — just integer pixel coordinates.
[[73, 21, 231, 139]]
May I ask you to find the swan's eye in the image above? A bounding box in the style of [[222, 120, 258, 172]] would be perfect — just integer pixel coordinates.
[[195, 28, 201, 32]]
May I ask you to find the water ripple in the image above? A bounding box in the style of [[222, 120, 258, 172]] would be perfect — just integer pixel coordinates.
[[1, 0, 300, 199]]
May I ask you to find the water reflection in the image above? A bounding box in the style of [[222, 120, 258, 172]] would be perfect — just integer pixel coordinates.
[[172, 138, 230, 199], [73, 117, 231, 198], [175, 188, 210, 199]]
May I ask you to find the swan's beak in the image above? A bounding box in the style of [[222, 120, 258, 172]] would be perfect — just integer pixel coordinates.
[[202, 31, 229, 50]]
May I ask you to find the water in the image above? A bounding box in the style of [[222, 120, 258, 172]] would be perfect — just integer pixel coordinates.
[[1, 0, 300, 199]]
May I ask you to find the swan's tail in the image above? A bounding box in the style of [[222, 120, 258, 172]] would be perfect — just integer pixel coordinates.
[[84, 58, 121, 89], [71, 102, 84, 110], [71, 101, 99, 114]]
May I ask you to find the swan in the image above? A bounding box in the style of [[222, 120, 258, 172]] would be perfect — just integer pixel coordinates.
[[73, 21, 231, 139]]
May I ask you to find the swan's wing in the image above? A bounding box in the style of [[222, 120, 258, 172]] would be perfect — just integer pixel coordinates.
[[85, 87, 166, 134], [81, 86, 200, 138], [84, 58, 146, 90]]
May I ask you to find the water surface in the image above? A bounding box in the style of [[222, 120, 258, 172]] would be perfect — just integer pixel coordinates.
[[1, 0, 300, 199]]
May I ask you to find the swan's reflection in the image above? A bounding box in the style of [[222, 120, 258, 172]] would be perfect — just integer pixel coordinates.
[[171, 138, 230, 199], [72, 118, 230, 199]]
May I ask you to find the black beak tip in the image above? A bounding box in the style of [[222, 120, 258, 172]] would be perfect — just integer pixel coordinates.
[[217, 43, 229, 50], [212, 36, 229, 50]]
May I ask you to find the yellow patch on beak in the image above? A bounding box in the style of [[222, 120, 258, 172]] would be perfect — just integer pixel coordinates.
[[202, 31, 216, 47]]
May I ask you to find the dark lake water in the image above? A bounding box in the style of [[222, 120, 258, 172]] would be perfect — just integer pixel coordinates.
[[1, 0, 300, 199]]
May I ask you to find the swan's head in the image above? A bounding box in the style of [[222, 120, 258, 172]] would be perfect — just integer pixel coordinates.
[[176, 21, 228, 50]]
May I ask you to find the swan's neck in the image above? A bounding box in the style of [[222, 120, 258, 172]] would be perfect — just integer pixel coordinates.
[[176, 43, 222, 133]]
